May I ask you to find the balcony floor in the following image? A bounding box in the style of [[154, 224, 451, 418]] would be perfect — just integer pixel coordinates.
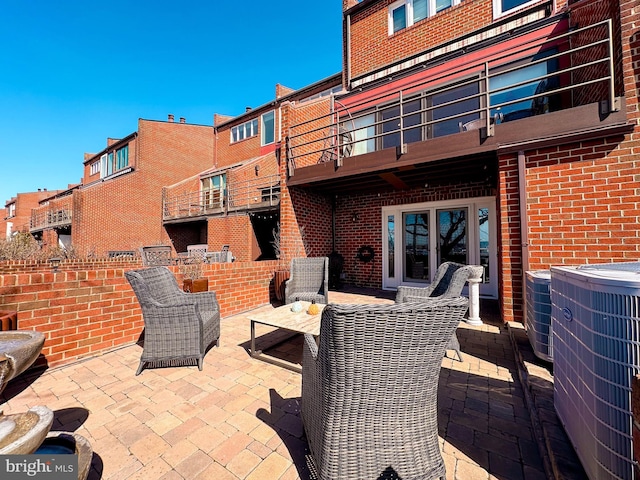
[[1, 287, 580, 479]]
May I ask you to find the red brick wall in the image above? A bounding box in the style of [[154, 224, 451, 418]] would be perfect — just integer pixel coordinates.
[[1, 191, 60, 236], [72, 120, 213, 256], [497, 152, 522, 323], [207, 215, 259, 261], [0, 259, 279, 369], [287, 98, 333, 168], [335, 181, 495, 288], [216, 109, 280, 167], [348, 0, 569, 81]]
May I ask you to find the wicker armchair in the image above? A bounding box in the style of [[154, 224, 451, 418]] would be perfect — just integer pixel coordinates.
[[395, 262, 484, 361], [125, 266, 220, 375], [284, 257, 329, 305], [302, 298, 469, 480]]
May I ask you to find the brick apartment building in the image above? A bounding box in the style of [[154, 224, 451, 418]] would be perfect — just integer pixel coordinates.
[[1, 189, 64, 239], [29, 117, 214, 256], [285, 0, 638, 323], [162, 77, 342, 261]]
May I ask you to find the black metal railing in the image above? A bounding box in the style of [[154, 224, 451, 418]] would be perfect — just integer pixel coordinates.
[[163, 174, 280, 220]]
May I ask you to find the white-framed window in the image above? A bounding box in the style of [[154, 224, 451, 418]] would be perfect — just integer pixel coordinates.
[[261, 111, 275, 146], [231, 119, 259, 143], [100, 154, 108, 179], [388, 0, 459, 35], [493, 0, 539, 18], [201, 174, 226, 209], [7, 203, 16, 218], [97, 144, 129, 178]]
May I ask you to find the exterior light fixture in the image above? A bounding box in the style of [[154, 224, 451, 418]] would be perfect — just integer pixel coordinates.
[[49, 257, 62, 272]]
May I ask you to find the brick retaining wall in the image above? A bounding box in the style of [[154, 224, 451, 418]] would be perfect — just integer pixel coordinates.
[[0, 259, 282, 369]]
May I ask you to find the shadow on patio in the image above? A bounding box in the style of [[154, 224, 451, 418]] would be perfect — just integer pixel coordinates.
[[0, 288, 554, 479]]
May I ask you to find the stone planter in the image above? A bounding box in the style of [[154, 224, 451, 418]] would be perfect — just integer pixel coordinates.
[[183, 278, 209, 293], [0, 311, 17, 331]]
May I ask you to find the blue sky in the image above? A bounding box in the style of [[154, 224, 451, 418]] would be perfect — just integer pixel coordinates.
[[0, 1, 343, 205]]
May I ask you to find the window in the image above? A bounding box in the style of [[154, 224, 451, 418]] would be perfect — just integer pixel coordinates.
[[341, 79, 480, 156], [261, 111, 275, 146], [388, 0, 459, 35], [490, 50, 559, 121], [98, 144, 130, 178], [493, 0, 539, 18], [116, 145, 129, 170], [201, 174, 226, 209], [378, 80, 480, 149], [231, 119, 258, 143], [7, 203, 16, 218]]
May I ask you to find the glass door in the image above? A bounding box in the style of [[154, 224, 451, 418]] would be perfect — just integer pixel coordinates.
[[382, 198, 497, 298], [437, 208, 468, 265], [403, 212, 430, 283]]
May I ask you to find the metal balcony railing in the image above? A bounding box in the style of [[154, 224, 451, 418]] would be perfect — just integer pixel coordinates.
[[163, 174, 281, 221], [287, 19, 617, 172], [30, 209, 73, 231]]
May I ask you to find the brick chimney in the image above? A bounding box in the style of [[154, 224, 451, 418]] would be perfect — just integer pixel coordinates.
[[168, 114, 174, 122], [179, 117, 186, 124], [343, 0, 359, 10]]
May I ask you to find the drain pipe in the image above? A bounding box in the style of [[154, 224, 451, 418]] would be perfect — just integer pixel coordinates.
[[518, 150, 530, 324]]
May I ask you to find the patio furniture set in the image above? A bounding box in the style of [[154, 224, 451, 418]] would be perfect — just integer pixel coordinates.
[[125, 257, 483, 479]]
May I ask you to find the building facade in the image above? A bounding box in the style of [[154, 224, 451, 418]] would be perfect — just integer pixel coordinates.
[[29, 117, 214, 257], [285, 0, 638, 322], [2, 189, 63, 239], [162, 77, 342, 261]]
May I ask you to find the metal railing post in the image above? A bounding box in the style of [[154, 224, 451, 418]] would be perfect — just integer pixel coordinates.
[[484, 62, 494, 137], [606, 19, 618, 112]]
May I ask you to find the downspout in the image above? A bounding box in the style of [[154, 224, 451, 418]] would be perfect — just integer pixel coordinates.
[[277, 104, 282, 143], [345, 14, 351, 88], [518, 150, 529, 274], [518, 150, 530, 324]]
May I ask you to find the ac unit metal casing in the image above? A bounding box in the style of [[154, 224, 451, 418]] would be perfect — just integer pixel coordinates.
[[525, 270, 553, 362], [552, 262, 640, 480]]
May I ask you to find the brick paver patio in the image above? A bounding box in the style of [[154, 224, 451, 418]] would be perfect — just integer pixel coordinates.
[[1, 288, 547, 479]]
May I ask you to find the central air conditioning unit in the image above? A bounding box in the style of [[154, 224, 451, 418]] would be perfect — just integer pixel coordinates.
[[552, 262, 640, 480], [525, 270, 553, 362]]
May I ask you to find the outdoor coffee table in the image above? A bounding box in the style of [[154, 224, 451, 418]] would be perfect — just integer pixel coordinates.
[[248, 301, 324, 372]]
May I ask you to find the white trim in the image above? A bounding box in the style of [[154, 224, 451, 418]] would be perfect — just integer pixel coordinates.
[[493, 0, 540, 19], [260, 110, 275, 146]]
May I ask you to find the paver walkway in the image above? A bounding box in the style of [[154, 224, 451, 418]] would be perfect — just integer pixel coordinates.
[[1, 288, 548, 479]]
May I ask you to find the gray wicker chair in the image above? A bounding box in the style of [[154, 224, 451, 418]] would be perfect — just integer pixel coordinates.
[[284, 257, 329, 305], [302, 298, 469, 480], [395, 262, 484, 361], [125, 266, 220, 375]]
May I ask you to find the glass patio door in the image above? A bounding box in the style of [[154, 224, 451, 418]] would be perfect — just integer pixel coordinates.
[[437, 208, 468, 265], [382, 198, 497, 298]]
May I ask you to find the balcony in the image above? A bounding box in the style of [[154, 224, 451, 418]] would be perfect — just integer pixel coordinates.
[[287, 19, 630, 193], [30, 209, 73, 232], [163, 175, 280, 223]]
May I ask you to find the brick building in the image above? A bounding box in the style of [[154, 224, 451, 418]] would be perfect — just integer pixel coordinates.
[[29, 117, 214, 256], [162, 77, 342, 261], [1, 189, 64, 239], [285, 0, 638, 323]]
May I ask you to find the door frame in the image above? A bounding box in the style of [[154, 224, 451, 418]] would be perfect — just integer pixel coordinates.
[[381, 196, 498, 298]]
